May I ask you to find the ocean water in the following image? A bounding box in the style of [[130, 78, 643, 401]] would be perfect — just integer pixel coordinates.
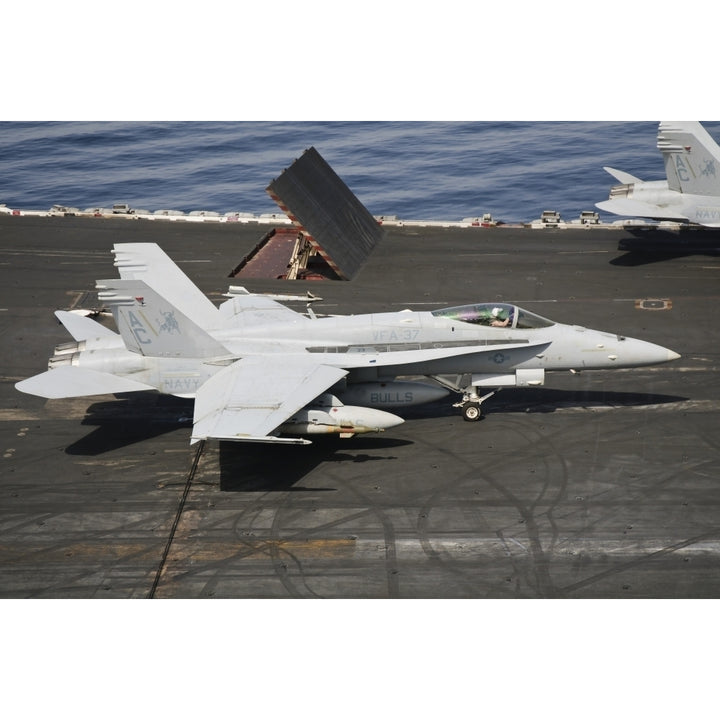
[[1, 121, 719, 224]]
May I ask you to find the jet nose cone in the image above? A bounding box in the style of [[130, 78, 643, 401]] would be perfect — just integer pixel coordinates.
[[648, 344, 680, 364], [611, 338, 681, 368]]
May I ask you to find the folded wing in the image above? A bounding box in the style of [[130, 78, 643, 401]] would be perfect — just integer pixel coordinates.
[[191, 357, 347, 445]]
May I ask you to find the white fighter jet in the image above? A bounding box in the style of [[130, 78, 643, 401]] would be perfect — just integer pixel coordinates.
[[597, 121, 720, 226], [16, 243, 680, 445]]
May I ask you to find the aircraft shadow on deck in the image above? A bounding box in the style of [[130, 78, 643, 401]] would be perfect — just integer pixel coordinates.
[[400, 388, 686, 419], [63, 389, 684, 482], [65, 393, 193, 455], [611, 227, 720, 266], [218, 436, 412, 492], [62, 392, 413, 491], [218, 388, 685, 490], [490, 387, 686, 414]]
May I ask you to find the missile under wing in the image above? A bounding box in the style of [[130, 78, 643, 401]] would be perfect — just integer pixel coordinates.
[[596, 121, 720, 226]]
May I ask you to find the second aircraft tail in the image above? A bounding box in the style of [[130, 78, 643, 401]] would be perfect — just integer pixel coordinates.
[[658, 121, 720, 196]]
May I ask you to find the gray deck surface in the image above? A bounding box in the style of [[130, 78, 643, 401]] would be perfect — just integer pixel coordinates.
[[2, 215, 719, 598]]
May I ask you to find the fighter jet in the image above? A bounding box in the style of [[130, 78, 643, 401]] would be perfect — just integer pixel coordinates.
[[596, 121, 720, 226], [16, 243, 680, 445]]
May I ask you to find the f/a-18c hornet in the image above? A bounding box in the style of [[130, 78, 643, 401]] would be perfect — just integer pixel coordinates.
[[16, 244, 680, 445], [597, 121, 720, 226]]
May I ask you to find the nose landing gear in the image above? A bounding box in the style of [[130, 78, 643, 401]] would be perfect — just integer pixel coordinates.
[[454, 389, 498, 422], [429, 375, 501, 423], [460, 401, 482, 421]]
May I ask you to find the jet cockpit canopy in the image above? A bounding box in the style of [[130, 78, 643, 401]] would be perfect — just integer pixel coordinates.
[[431, 303, 554, 329]]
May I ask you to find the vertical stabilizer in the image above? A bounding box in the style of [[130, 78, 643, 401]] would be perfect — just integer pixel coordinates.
[[112, 243, 220, 328], [97, 279, 230, 358], [658, 121, 720, 196]]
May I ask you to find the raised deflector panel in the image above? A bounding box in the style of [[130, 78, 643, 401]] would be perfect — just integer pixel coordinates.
[[266, 146, 384, 280]]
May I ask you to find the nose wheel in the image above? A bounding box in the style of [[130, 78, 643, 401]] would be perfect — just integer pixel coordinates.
[[453, 389, 498, 422], [428, 376, 500, 424], [461, 402, 482, 422]]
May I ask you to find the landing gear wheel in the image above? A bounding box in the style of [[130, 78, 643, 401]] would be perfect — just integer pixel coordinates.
[[462, 402, 482, 422]]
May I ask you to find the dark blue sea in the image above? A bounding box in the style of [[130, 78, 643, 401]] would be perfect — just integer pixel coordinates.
[[1, 121, 719, 224]]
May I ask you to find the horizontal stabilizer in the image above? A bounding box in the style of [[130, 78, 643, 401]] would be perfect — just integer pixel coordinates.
[[603, 166, 642, 184], [15, 366, 156, 399], [55, 310, 119, 342]]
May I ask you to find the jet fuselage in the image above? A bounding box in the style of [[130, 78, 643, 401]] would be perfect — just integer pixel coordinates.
[[51, 303, 678, 398]]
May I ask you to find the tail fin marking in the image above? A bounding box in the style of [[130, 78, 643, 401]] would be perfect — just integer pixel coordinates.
[[658, 121, 720, 196], [97, 279, 230, 359]]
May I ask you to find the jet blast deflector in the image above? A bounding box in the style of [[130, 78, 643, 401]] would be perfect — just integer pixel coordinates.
[[266, 147, 384, 280]]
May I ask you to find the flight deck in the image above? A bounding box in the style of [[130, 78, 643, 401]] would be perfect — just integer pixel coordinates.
[[2, 214, 719, 598]]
